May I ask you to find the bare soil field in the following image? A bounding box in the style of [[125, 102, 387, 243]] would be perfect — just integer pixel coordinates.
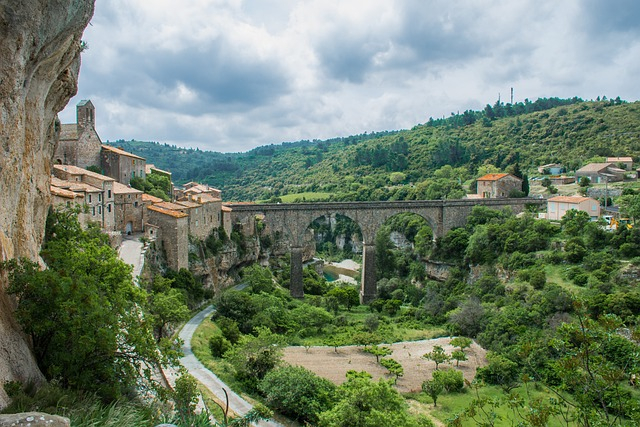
[[283, 337, 487, 393]]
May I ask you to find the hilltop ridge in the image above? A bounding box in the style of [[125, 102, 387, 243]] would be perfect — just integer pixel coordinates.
[[110, 98, 640, 201]]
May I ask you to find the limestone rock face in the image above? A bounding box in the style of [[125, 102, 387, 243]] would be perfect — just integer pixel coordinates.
[[0, 0, 94, 408], [0, 412, 70, 427]]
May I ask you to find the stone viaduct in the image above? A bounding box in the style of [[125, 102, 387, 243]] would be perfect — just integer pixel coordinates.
[[225, 198, 544, 303]]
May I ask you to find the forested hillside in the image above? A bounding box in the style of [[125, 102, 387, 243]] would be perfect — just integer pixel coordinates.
[[109, 97, 640, 201]]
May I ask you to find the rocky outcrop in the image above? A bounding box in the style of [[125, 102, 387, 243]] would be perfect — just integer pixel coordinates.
[[0, 412, 70, 427], [0, 0, 95, 408]]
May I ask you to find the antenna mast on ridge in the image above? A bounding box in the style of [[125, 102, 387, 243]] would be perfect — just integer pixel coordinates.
[[511, 87, 514, 104]]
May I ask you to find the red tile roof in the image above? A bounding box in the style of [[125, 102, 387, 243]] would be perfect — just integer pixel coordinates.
[[477, 173, 509, 181]]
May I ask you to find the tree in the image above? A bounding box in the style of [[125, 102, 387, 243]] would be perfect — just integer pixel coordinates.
[[451, 350, 467, 367], [450, 336, 473, 352], [423, 345, 450, 370], [380, 358, 404, 384], [318, 372, 421, 427], [149, 288, 191, 340], [259, 365, 336, 424], [224, 327, 285, 389], [3, 207, 178, 400], [579, 176, 591, 187], [243, 264, 275, 294], [291, 304, 333, 333], [561, 209, 591, 237], [363, 345, 393, 363], [422, 377, 444, 407], [326, 286, 359, 311]]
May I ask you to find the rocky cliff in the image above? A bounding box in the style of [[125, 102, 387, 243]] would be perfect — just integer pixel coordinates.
[[0, 0, 94, 408]]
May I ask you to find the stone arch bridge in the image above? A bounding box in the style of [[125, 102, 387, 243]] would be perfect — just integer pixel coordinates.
[[225, 198, 543, 303]]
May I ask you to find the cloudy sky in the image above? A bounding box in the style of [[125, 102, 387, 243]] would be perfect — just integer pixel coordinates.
[[59, 0, 640, 153]]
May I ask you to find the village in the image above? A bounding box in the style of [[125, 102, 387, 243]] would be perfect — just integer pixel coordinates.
[[51, 101, 637, 274]]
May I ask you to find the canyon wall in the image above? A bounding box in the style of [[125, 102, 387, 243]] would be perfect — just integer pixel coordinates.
[[0, 0, 94, 407]]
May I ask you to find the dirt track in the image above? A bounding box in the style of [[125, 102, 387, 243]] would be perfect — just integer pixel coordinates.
[[283, 337, 487, 393]]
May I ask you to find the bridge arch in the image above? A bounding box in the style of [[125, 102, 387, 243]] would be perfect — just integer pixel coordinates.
[[226, 198, 543, 302]]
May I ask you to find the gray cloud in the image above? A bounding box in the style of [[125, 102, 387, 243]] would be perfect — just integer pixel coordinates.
[[60, 0, 640, 153]]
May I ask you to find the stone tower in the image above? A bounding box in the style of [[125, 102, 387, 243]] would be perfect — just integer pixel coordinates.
[[76, 99, 95, 131]]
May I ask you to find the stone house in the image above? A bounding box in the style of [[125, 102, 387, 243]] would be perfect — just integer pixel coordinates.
[[575, 163, 625, 184], [476, 173, 523, 198], [53, 100, 102, 169], [547, 195, 600, 221], [113, 182, 144, 234], [146, 205, 189, 271], [175, 182, 222, 200], [101, 144, 146, 185], [606, 157, 633, 171], [52, 165, 115, 230]]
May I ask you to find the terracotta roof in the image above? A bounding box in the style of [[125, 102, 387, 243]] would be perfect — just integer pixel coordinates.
[[155, 201, 187, 211], [189, 193, 221, 203], [147, 205, 188, 218], [65, 182, 102, 193], [113, 181, 143, 195], [50, 185, 82, 199], [145, 164, 172, 175], [477, 173, 511, 181], [576, 163, 613, 173], [142, 193, 164, 203], [176, 201, 201, 208], [59, 124, 78, 140], [221, 206, 232, 212], [607, 157, 633, 162], [53, 164, 115, 182], [548, 196, 593, 203], [101, 144, 145, 161]]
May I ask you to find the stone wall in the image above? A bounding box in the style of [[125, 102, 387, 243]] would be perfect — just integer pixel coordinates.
[[147, 209, 189, 271], [0, 0, 95, 408], [115, 192, 144, 233]]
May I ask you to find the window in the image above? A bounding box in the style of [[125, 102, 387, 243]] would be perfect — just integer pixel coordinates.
[[107, 204, 111, 213], [88, 195, 92, 203], [92, 206, 96, 216], [195, 220, 199, 227], [134, 201, 138, 207], [132, 171, 135, 178], [592, 204, 597, 211], [108, 190, 111, 198], [549, 203, 556, 213], [98, 193, 102, 202], [98, 206, 102, 215], [128, 194, 130, 199]]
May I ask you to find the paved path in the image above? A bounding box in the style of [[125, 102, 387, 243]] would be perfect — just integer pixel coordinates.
[[179, 306, 284, 427], [118, 234, 145, 281]]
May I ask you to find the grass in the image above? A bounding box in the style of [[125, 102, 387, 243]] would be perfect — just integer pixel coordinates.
[[407, 383, 575, 427], [276, 192, 333, 202]]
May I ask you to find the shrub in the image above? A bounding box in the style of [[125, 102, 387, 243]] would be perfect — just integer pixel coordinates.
[[208, 335, 231, 358], [433, 368, 464, 392]]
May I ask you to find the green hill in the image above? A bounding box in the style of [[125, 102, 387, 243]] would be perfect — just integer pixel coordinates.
[[108, 97, 640, 201]]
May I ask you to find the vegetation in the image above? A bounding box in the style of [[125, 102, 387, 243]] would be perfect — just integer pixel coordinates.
[[1, 207, 180, 401], [109, 98, 640, 202]]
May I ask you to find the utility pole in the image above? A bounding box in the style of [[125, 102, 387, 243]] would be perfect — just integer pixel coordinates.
[[510, 87, 514, 105]]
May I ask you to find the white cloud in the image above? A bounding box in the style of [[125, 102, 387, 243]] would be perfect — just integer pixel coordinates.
[[60, 0, 640, 153]]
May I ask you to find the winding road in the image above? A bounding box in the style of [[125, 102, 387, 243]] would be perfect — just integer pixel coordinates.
[[117, 235, 282, 426], [179, 306, 284, 427]]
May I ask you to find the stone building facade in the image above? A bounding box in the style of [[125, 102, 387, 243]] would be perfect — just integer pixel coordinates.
[[52, 165, 115, 230], [53, 100, 102, 169], [476, 173, 523, 198], [101, 145, 146, 185], [146, 205, 189, 271], [113, 182, 144, 234]]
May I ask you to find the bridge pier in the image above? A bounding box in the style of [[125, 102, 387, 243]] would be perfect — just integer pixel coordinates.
[[290, 246, 304, 298], [360, 243, 377, 304]]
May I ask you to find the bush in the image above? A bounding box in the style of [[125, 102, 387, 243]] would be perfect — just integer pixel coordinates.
[[259, 366, 336, 423], [432, 368, 464, 392], [208, 335, 231, 358]]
